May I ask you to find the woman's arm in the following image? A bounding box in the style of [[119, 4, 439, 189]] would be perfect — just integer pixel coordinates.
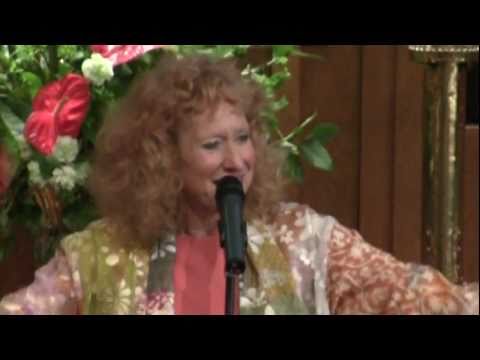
[[326, 222, 478, 315], [0, 250, 80, 315]]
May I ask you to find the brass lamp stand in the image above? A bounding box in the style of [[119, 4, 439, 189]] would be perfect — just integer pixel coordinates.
[[409, 45, 479, 283]]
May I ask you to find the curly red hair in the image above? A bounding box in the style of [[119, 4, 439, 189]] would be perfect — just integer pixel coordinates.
[[88, 54, 286, 250]]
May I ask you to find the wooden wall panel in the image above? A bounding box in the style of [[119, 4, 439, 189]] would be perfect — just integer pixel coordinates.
[[463, 126, 479, 282], [299, 45, 362, 230], [358, 46, 396, 251], [391, 46, 425, 264]]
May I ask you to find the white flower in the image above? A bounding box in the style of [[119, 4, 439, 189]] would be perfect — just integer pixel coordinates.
[[27, 161, 45, 186], [15, 135, 32, 160], [51, 165, 77, 191], [52, 136, 79, 163], [81, 53, 114, 86], [74, 162, 90, 185]]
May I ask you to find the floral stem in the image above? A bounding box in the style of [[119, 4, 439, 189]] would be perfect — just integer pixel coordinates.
[[48, 45, 58, 76], [283, 113, 317, 143]]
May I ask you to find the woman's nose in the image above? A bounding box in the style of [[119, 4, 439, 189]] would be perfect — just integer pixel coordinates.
[[223, 145, 243, 171]]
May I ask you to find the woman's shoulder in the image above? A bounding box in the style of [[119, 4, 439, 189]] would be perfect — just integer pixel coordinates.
[[272, 202, 338, 228], [251, 202, 341, 244], [60, 218, 120, 254]]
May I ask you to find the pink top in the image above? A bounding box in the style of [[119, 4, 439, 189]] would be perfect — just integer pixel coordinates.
[[174, 230, 228, 315]]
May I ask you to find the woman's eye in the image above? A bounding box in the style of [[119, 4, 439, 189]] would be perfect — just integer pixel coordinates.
[[202, 140, 220, 150], [237, 134, 250, 143]]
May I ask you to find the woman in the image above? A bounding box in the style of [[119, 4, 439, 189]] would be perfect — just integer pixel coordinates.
[[0, 55, 478, 315]]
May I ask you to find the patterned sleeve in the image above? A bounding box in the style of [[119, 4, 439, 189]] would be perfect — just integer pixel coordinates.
[[326, 222, 479, 315], [0, 250, 80, 315]]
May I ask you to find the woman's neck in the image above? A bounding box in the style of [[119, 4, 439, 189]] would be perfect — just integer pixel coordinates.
[[182, 202, 219, 238]]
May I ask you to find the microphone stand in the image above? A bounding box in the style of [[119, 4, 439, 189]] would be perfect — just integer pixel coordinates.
[[216, 176, 248, 315], [218, 220, 247, 315], [225, 271, 239, 315]]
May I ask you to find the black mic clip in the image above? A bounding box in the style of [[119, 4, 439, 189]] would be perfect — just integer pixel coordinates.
[[218, 219, 247, 274]]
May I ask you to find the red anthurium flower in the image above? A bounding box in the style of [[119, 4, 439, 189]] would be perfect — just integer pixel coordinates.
[[24, 74, 91, 155], [91, 45, 167, 66]]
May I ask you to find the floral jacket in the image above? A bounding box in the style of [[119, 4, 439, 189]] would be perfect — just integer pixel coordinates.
[[1, 203, 478, 315]]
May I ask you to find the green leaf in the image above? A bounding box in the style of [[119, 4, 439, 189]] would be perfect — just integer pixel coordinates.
[[116, 64, 134, 77], [0, 101, 23, 172], [268, 70, 291, 89], [300, 138, 334, 171], [0, 45, 10, 69], [252, 73, 269, 87], [3, 98, 31, 121], [271, 96, 289, 113], [81, 112, 104, 145], [74, 49, 88, 61], [309, 123, 339, 145], [284, 152, 304, 183], [57, 45, 87, 63], [0, 73, 8, 84], [232, 45, 250, 57], [269, 56, 288, 66], [291, 49, 326, 61], [212, 45, 236, 58], [38, 53, 51, 81], [177, 45, 213, 57], [272, 45, 298, 58], [209, 45, 251, 59], [58, 62, 74, 77], [35, 154, 59, 178], [0, 101, 24, 134], [21, 72, 43, 100], [0, 124, 20, 173]]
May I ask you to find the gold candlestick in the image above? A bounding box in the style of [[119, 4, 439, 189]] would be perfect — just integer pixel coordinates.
[[409, 45, 479, 283]]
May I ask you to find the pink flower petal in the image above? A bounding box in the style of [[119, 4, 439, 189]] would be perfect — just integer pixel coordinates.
[[91, 45, 167, 66]]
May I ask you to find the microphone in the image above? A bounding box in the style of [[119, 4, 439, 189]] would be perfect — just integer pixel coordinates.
[[215, 176, 247, 275]]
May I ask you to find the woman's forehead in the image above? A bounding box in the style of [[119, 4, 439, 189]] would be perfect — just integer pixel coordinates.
[[187, 102, 248, 129]]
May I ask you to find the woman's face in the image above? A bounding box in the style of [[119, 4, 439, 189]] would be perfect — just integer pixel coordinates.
[[178, 101, 256, 213]]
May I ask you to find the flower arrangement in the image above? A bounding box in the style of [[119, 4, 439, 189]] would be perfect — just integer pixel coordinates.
[[0, 45, 337, 266]]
